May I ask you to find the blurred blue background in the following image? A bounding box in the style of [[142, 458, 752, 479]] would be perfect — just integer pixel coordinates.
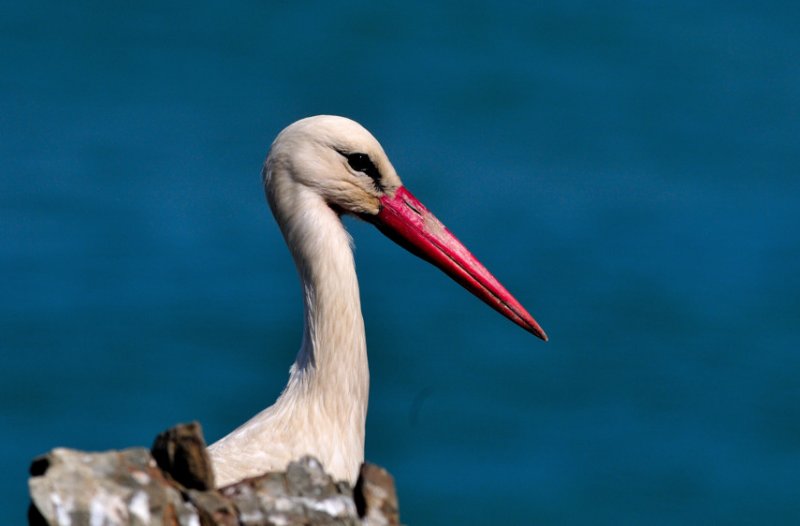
[[3, 1, 799, 523]]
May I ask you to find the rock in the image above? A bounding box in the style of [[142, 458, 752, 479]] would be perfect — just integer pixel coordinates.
[[185, 489, 238, 526], [151, 421, 215, 491], [354, 464, 400, 526], [28, 422, 401, 526], [220, 456, 359, 526], [28, 447, 198, 526]]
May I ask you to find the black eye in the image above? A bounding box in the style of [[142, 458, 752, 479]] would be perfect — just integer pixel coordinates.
[[347, 153, 373, 173], [343, 152, 384, 191]]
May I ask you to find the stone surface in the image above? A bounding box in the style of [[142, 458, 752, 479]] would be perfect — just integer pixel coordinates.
[[151, 421, 215, 491], [28, 422, 401, 526], [221, 456, 359, 526], [354, 464, 400, 526], [28, 447, 197, 526]]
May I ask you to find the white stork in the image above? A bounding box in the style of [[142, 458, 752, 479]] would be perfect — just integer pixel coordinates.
[[208, 115, 547, 486]]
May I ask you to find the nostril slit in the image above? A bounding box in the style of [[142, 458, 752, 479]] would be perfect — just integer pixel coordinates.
[[404, 198, 423, 216]]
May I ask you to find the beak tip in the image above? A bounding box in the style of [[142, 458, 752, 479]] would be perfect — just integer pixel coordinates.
[[527, 321, 548, 342]]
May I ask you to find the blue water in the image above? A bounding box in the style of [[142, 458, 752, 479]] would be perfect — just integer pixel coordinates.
[[3, 1, 799, 523]]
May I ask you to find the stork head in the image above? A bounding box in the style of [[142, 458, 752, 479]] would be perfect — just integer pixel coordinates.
[[265, 115, 400, 216], [264, 115, 547, 341]]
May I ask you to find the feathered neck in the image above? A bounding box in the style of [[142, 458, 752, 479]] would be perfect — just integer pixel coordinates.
[[268, 178, 369, 426]]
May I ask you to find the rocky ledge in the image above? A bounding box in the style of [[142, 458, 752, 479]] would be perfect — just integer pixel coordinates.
[[28, 422, 399, 526]]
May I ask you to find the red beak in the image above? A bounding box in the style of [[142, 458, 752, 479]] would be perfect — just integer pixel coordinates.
[[364, 186, 547, 341]]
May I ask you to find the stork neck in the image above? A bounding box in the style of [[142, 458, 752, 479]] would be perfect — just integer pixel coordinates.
[[274, 186, 369, 409]]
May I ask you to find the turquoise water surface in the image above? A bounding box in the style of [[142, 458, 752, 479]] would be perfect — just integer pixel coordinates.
[[3, 2, 799, 523]]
